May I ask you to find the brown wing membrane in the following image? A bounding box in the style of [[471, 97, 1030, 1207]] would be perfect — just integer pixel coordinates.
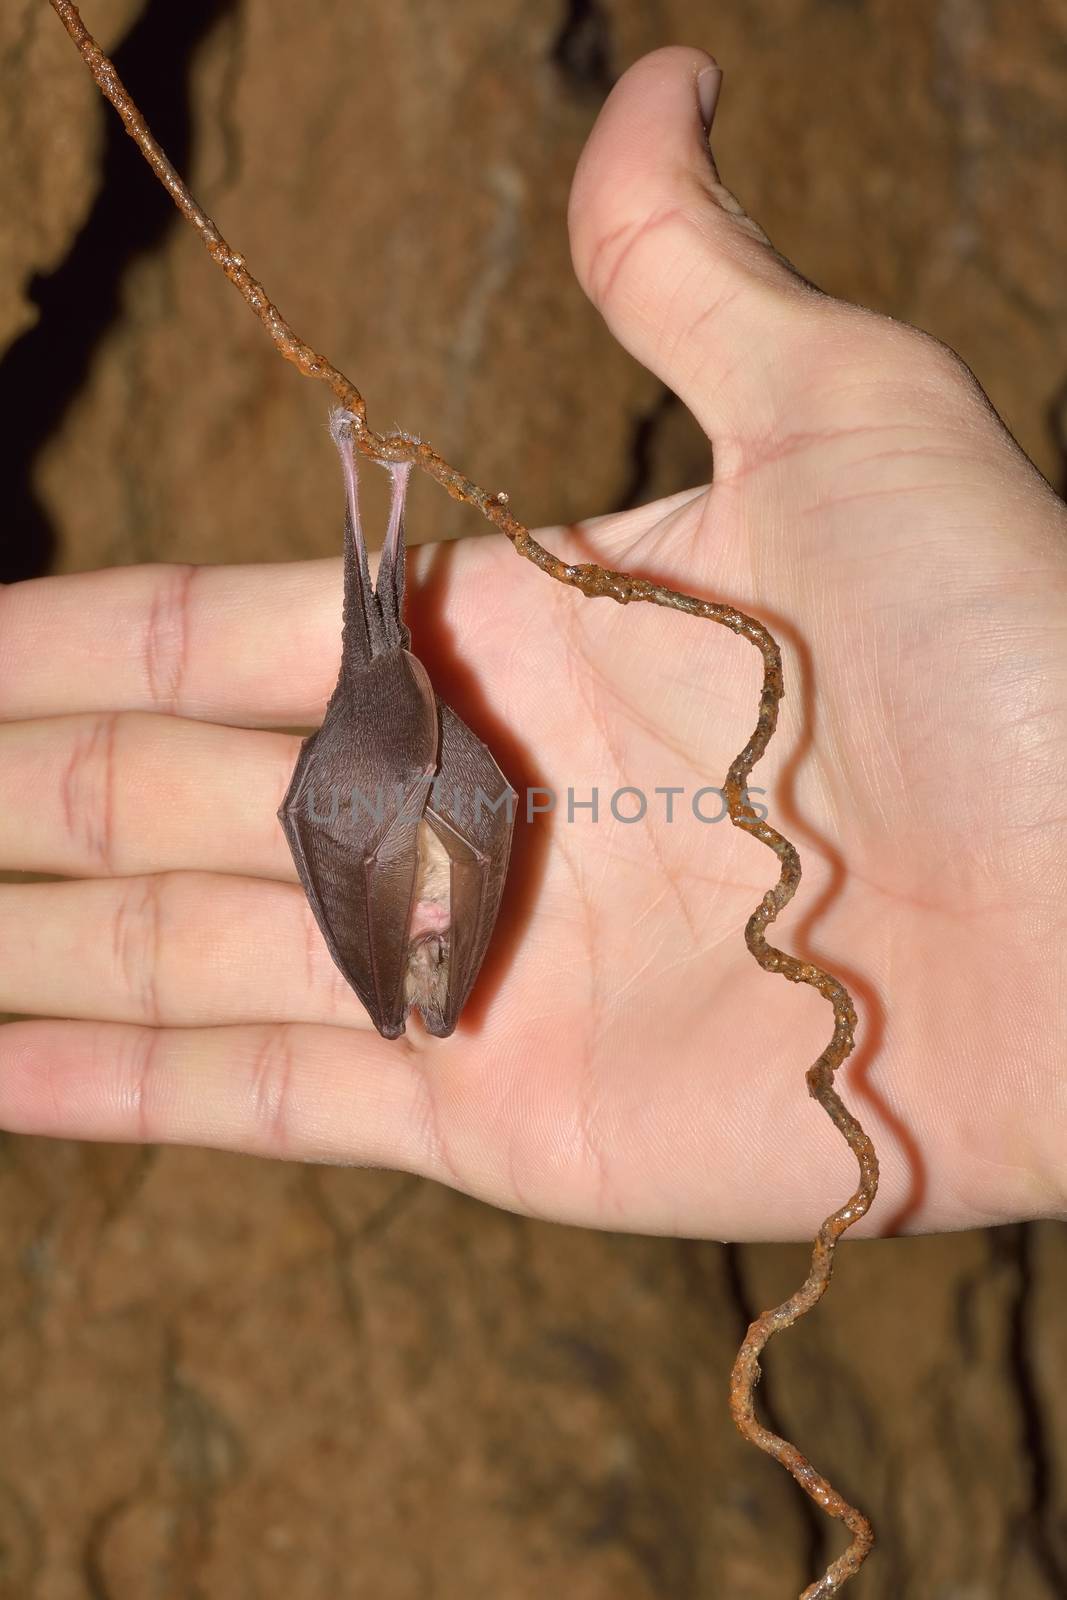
[[278, 649, 439, 1039]]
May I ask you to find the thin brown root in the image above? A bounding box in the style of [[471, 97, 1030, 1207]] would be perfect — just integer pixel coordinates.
[[49, 4, 881, 1590]]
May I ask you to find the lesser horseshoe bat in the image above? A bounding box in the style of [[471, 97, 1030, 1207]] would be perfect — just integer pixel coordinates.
[[278, 411, 515, 1039]]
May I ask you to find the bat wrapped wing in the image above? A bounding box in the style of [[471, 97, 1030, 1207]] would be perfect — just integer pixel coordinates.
[[278, 413, 515, 1039], [279, 658, 514, 1039], [419, 700, 515, 1035]]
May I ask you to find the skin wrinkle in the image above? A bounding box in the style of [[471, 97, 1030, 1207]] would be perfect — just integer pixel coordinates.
[[16, 558, 308, 726], [853, 627, 905, 834], [143, 562, 197, 714], [248, 1021, 299, 1158], [140, 877, 166, 1027], [101, 710, 119, 875], [567, 944, 606, 1221], [854, 443, 983, 468], [715, 422, 917, 491], [0, 713, 303, 882], [499, 612, 538, 702], [58, 718, 85, 867], [503, 1126, 551, 1225], [554, 771, 616, 1222], [562, 592, 701, 943], [838, 858, 1015, 923], [569, 837, 603, 1059], [629, 884, 674, 935], [658, 275, 746, 389], [558, 520, 771, 930], [61, 710, 121, 874], [111, 873, 164, 1027], [573, 1062, 618, 1224], [799, 480, 971, 518], [584, 202, 687, 313], [142, 875, 163, 1027], [129, 1024, 162, 1146], [612, 510, 686, 583], [611, 489, 708, 572], [544, 814, 599, 1069], [576, 630, 727, 781], [718, 347, 984, 493], [623, 763, 700, 943], [617, 931, 702, 1018]]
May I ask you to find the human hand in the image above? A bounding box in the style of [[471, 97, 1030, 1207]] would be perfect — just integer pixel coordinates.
[[2, 48, 1064, 1240]]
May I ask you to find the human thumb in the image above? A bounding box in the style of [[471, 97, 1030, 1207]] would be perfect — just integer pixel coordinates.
[[569, 47, 826, 443]]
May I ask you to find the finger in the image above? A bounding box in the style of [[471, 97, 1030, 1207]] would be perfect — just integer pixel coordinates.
[[0, 1016, 437, 1169], [568, 46, 827, 443], [0, 712, 300, 880], [0, 505, 691, 730], [0, 872, 378, 1029], [0, 558, 343, 725]]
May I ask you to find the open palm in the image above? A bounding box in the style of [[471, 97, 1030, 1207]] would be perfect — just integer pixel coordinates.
[[2, 49, 1064, 1239]]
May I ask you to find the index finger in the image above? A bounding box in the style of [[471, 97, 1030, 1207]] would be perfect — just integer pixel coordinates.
[[0, 560, 342, 726]]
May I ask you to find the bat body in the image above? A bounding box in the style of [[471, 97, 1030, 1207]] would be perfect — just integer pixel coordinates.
[[278, 411, 514, 1039]]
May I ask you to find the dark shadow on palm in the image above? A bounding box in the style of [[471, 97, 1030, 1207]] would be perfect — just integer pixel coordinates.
[[403, 537, 553, 1035]]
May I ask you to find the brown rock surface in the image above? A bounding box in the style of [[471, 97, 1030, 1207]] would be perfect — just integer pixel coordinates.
[[1, 2, 1065, 1598]]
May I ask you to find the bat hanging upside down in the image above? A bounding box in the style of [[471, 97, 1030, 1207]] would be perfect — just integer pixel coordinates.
[[278, 411, 515, 1039]]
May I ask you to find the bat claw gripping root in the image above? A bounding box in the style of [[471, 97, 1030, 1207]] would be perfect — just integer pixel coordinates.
[[278, 410, 515, 1039]]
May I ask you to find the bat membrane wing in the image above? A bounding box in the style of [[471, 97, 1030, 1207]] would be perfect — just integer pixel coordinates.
[[279, 649, 440, 1038], [282, 415, 514, 1038], [416, 701, 515, 1037], [282, 804, 421, 1037]]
